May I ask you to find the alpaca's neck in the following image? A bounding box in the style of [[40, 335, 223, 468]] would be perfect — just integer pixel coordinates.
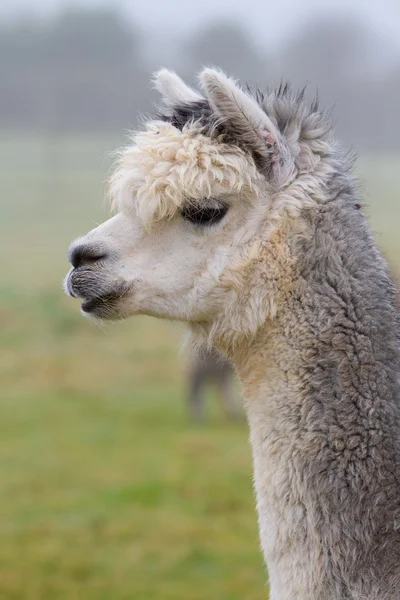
[[234, 311, 400, 600], [236, 332, 320, 599]]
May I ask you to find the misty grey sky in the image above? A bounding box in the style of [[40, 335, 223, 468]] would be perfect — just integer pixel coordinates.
[[2, 0, 400, 56]]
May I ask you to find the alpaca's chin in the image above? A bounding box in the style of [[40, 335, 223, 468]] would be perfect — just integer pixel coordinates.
[[80, 294, 125, 320], [79, 286, 135, 321], [80, 304, 125, 322]]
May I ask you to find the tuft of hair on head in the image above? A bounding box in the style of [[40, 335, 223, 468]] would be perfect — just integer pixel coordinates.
[[199, 67, 290, 180], [153, 68, 204, 111]]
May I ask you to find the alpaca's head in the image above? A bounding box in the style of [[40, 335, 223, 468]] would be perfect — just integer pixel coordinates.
[[65, 68, 334, 350]]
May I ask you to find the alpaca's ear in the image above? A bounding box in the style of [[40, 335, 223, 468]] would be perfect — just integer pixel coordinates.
[[199, 68, 284, 173], [153, 69, 203, 109]]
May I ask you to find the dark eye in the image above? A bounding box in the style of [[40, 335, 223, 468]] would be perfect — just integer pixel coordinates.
[[181, 202, 228, 226]]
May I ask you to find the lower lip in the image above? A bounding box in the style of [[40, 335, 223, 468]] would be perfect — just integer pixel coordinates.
[[81, 291, 124, 314], [78, 283, 131, 315], [81, 297, 104, 312]]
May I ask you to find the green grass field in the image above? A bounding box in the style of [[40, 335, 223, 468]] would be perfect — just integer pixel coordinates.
[[0, 134, 399, 599]]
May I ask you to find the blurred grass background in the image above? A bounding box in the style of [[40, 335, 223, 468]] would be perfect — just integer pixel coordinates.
[[0, 134, 399, 599]]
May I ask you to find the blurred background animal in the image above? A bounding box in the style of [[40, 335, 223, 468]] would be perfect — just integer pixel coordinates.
[[186, 348, 242, 422]]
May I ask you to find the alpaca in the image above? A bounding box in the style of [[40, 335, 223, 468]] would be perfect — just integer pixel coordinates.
[[187, 347, 240, 421], [64, 68, 400, 599]]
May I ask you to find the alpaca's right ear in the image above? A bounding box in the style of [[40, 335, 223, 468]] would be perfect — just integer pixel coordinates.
[[199, 68, 286, 176], [153, 69, 204, 109]]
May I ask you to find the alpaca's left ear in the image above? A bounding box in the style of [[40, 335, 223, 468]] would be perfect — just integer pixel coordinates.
[[199, 68, 284, 174], [153, 69, 204, 109]]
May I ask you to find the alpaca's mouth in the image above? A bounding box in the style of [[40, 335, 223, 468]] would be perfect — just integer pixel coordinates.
[[78, 286, 132, 320], [65, 269, 132, 319], [81, 292, 122, 314]]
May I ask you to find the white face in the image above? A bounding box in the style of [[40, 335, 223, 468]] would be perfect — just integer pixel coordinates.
[[65, 121, 265, 324], [64, 67, 293, 342], [65, 197, 255, 322]]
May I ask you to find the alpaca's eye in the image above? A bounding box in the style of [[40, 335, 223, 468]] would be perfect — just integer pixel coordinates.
[[181, 202, 228, 226]]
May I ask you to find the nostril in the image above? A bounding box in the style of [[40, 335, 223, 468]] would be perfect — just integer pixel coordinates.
[[69, 244, 108, 269]]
